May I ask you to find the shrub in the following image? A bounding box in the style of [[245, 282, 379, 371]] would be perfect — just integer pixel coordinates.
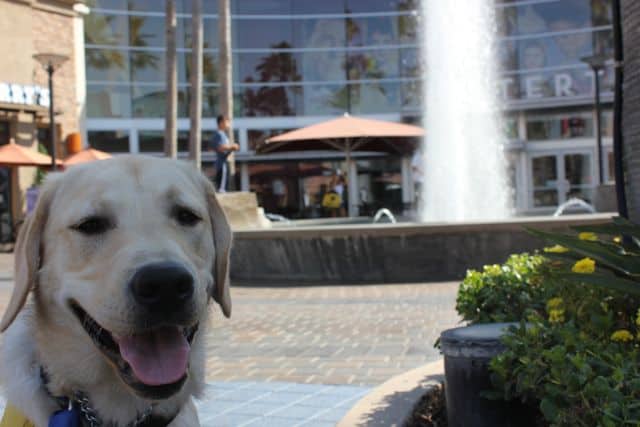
[[467, 217, 640, 426], [456, 253, 550, 323]]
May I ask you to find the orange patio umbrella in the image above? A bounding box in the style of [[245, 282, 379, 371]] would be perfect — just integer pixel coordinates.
[[0, 141, 54, 167], [257, 114, 424, 216], [64, 148, 112, 166]]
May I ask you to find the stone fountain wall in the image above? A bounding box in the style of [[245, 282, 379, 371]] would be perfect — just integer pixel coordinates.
[[229, 215, 612, 285]]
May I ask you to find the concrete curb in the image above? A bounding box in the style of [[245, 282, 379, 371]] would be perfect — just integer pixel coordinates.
[[336, 359, 444, 427]]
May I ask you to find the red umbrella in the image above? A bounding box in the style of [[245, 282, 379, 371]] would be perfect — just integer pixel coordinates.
[[64, 148, 112, 166]]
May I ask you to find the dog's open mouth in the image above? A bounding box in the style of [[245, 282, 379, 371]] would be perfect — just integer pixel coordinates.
[[69, 301, 198, 398]]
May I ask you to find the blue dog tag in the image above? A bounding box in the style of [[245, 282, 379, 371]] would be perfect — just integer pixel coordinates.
[[48, 408, 81, 427]]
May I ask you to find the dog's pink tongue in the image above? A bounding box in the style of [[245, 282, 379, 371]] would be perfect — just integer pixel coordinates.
[[118, 327, 190, 386]]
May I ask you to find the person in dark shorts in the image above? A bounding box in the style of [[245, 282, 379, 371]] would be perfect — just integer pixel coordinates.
[[207, 114, 239, 192]]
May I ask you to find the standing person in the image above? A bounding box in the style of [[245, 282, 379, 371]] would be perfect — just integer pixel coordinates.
[[208, 114, 239, 192]]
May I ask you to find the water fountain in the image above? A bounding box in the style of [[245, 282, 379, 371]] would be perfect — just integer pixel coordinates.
[[421, 0, 511, 222], [229, 1, 611, 286]]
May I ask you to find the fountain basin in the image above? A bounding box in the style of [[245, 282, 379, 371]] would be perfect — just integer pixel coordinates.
[[230, 214, 613, 285]]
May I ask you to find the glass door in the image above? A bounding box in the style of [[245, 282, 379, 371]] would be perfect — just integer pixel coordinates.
[[529, 151, 594, 209]]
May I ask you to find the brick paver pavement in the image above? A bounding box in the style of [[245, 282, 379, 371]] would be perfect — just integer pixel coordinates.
[[206, 282, 460, 386], [0, 254, 460, 387]]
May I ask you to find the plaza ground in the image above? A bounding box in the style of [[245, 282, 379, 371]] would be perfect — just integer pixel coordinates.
[[0, 253, 460, 425]]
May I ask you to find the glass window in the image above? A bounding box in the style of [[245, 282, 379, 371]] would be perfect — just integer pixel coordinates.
[[602, 110, 613, 137], [86, 0, 126, 10], [85, 13, 128, 46], [299, 51, 347, 83], [234, 0, 292, 14], [295, 18, 346, 49], [348, 50, 400, 80], [127, 0, 165, 12], [233, 19, 293, 49], [0, 122, 9, 145], [349, 82, 400, 114], [86, 49, 130, 82], [527, 112, 593, 141], [400, 48, 419, 78], [347, 0, 415, 13], [130, 51, 164, 82], [182, 18, 218, 49], [607, 149, 615, 183], [398, 11, 419, 44], [181, 52, 217, 83], [87, 84, 131, 118], [532, 155, 558, 207], [247, 129, 295, 151], [129, 16, 165, 48], [88, 130, 130, 152], [347, 16, 397, 47], [238, 52, 301, 83], [139, 131, 189, 153], [564, 153, 593, 201], [201, 86, 219, 117], [132, 85, 188, 118], [301, 84, 349, 115], [180, 0, 217, 14], [504, 115, 519, 140], [241, 85, 300, 117], [515, 0, 593, 36], [292, 0, 345, 14], [401, 80, 421, 111]]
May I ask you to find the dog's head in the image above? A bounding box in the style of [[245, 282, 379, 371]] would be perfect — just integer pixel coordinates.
[[0, 155, 231, 400]]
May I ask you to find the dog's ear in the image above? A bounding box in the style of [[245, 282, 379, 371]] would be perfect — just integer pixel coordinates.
[[0, 175, 59, 332], [202, 177, 232, 318]]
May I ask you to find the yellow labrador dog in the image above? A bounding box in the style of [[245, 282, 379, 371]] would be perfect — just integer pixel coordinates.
[[0, 155, 232, 426]]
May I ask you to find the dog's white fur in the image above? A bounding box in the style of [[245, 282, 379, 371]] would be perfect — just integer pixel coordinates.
[[0, 156, 232, 427]]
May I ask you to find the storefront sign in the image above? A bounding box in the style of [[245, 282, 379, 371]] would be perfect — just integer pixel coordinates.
[[499, 68, 612, 102], [0, 83, 49, 107]]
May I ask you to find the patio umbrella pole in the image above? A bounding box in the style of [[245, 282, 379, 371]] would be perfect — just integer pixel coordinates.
[[345, 139, 359, 217]]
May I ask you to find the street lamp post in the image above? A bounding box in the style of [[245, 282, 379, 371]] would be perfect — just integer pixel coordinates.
[[33, 53, 69, 170], [581, 54, 609, 185]]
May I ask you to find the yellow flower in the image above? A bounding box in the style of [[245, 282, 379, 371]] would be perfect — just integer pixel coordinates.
[[572, 257, 596, 274], [613, 236, 622, 244], [546, 297, 564, 311], [548, 309, 565, 324], [544, 245, 569, 253], [579, 232, 598, 241], [483, 264, 502, 276], [611, 329, 634, 342]]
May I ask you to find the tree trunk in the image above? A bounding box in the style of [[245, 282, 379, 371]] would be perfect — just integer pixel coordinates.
[[621, 1, 640, 221], [218, 0, 235, 183], [189, 0, 203, 169], [165, 0, 178, 158]]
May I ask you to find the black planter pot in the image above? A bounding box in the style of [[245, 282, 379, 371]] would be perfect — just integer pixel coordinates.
[[440, 323, 537, 427]]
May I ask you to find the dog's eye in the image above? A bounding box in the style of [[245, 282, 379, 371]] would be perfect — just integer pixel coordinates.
[[175, 207, 201, 227], [72, 217, 112, 235]]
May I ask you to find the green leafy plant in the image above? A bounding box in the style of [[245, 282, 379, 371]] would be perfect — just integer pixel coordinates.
[[528, 216, 640, 296], [477, 218, 640, 426], [456, 253, 550, 323]]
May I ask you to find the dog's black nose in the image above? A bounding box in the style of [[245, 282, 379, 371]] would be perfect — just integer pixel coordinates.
[[130, 262, 194, 313]]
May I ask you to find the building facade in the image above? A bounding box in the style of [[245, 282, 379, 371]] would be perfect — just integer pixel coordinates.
[[84, 0, 613, 218], [0, 0, 86, 239]]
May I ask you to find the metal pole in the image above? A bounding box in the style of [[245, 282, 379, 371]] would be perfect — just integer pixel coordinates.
[[165, 0, 178, 158], [612, 0, 628, 218], [47, 64, 56, 170], [594, 66, 603, 185], [189, 0, 203, 169]]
